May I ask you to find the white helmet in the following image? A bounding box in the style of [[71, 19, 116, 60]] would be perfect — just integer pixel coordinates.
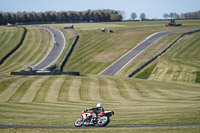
[[96, 103, 102, 108]]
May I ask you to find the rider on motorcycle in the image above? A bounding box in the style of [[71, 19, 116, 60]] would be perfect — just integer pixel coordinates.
[[74, 103, 114, 127], [84, 103, 104, 124], [89, 103, 104, 115]]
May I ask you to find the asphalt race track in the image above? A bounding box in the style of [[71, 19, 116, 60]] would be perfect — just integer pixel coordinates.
[[99, 29, 198, 76], [33, 26, 65, 70], [0, 124, 200, 129]]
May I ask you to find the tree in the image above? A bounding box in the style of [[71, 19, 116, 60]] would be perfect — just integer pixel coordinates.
[[180, 13, 185, 19], [110, 14, 122, 21], [169, 12, 180, 19], [163, 13, 169, 19], [140, 13, 146, 21], [173, 13, 180, 19], [117, 10, 125, 20], [0, 13, 4, 24], [130, 12, 137, 20]]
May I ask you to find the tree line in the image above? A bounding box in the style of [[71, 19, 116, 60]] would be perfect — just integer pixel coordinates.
[[163, 10, 200, 19], [130, 10, 200, 20], [0, 9, 123, 25], [183, 10, 200, 19]]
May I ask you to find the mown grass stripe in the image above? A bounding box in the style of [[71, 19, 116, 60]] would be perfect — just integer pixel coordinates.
[[67, 78, 82, 101], [0, 27, 35, 72], [2, 29, 15, 49], [45, 76, 65, 103], [0, 26, 52, 73], [107, 79, 127, 101], [0, 76, 19, 84], [73, 38, 108, 62], [133, 82, 152, 99], [66, 35, 107, 65], [79, 78, 91, 101], [0, 27, 24, 61], [33, 76, 54, 103], [0, 79, 26, 102], [98, 77, 114, 100], [122, 80, 142, 100], [0, 28, 12, 51], [11, 27, 44, 69], [8, 80, 33, 102], [19, 77, 50, 103], [0, 27, 9, 49], [88, 77, 103, 101], [138, 82, 168, 99], [0, 78, 18, 95], [58, 77, 73, 102], [0, 27, 13, 45], [113, 79, 134, 100], [0, 28, 13, 56], [25, 28, 45, 64], [98, 78, 109, 100], [33, 28, 53, 64]]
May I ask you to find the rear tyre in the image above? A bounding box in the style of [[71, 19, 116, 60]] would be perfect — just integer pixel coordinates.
[[74, 118, 84, 127], [97, 116, 110, 127]]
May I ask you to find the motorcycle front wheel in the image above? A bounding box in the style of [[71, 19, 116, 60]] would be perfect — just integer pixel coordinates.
[[97, 116, 110, 127], [74, 118, 84, 127]]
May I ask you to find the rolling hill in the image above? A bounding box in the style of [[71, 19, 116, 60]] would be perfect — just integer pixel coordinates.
[[0, 20, 200, 132]]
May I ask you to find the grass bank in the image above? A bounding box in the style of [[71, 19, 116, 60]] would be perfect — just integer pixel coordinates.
[[0, 26, 24, 60], [0, 21, 200, 133], [0, 74, 200, 127], [0, 26, 53, 73]]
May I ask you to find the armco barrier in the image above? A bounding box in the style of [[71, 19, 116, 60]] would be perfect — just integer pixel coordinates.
[[128, 29, 200, 78], [59, 35, 79, 72], [0, 27, 27, 65]]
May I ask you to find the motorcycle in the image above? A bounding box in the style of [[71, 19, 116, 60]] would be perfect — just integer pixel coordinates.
[[74, 110, 114, 127]]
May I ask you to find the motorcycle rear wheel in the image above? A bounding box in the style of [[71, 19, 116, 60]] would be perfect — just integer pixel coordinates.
[[97, 116, 110, 127], [74, 118, 84, 127]]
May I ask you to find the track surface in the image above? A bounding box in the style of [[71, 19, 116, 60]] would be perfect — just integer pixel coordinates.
[[99, 29, 197, 76], [33, 26, 65, 70], [0, 124, 200, 129]]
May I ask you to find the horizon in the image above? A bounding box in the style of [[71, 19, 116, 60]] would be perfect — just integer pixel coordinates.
[[0, 0, 200, 20]]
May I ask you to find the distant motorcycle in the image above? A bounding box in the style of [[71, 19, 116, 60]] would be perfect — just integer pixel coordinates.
[[74, 110, 114, 127]]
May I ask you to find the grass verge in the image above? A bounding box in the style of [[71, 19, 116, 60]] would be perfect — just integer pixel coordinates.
[[195, 71, 200, 83], [1, 126, 200, 133], [135, 63, 157, 79]]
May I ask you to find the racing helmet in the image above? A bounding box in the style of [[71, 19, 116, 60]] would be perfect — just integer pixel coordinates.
[[96, 103, 102, 108]]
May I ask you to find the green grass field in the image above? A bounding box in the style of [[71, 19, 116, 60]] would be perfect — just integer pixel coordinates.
[[125, 30, 200, 83], [1, 126, 200, 133], [0, 26, 24, 60], [0, 26, 53, 73], [52, 21, 191, 74], [0, 20, 200, 132]]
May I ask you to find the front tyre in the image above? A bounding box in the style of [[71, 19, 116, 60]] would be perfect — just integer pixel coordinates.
[[97, 116, 110, 127], [74, 118, 84, 127]]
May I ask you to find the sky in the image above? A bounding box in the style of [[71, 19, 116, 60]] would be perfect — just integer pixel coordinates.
[[0, 0, 199, 19]]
